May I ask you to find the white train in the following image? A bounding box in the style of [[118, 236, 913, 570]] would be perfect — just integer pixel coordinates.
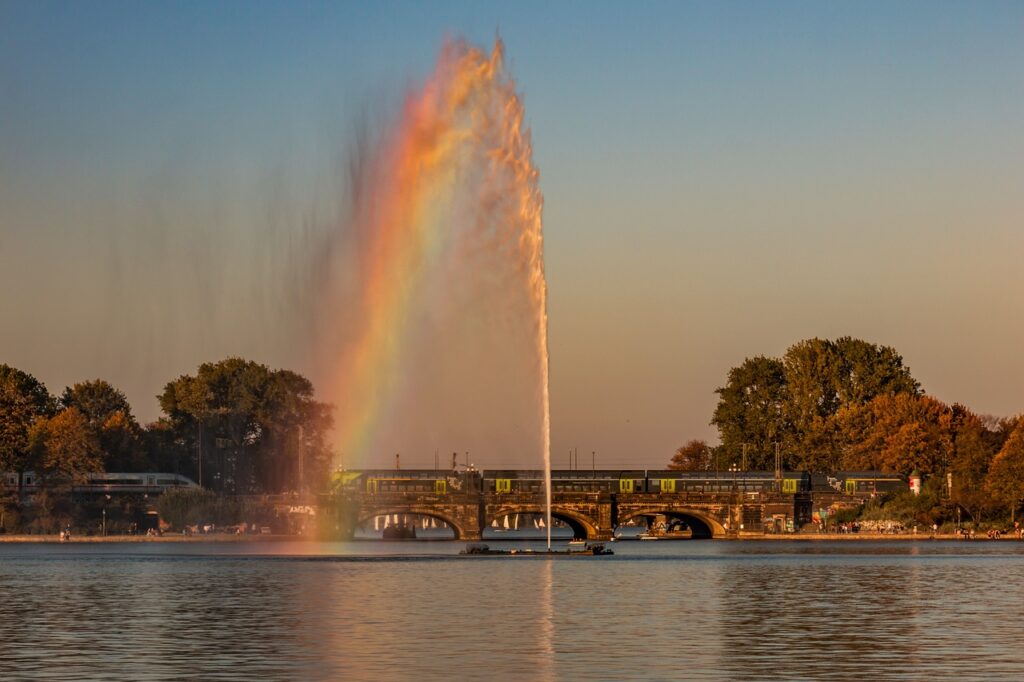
[[3, 472, 199, 494]]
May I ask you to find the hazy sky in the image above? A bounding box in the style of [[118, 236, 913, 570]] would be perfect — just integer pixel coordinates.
[[2, 2, 1022, 468]]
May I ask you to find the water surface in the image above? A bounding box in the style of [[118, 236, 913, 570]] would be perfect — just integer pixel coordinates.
[[2, 540, 1022, 680]]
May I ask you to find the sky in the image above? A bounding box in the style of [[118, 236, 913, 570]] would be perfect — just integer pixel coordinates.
[[2, 2, 1023, 469]]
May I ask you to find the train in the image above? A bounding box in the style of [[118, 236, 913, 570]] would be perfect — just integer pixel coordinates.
[[334, 469, 819, 496], [2, 472, 199, 495], [334, 468, 908, 498], [482, 469, 815, 495]]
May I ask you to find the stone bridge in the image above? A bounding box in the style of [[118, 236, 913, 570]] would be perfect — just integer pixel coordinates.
[[344, 490, 802, 541]]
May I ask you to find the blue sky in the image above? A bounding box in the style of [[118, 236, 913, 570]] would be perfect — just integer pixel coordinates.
[[2, 2, 1023, 466]]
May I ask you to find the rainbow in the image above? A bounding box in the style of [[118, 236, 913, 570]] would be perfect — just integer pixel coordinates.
[[330, 38, 549, 471]]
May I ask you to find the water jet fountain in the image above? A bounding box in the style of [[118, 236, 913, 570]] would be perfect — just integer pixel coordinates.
[[326, 38, 553, 548]]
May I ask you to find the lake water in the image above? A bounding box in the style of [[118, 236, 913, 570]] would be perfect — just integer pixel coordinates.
[[2, 539, 1023, 681]]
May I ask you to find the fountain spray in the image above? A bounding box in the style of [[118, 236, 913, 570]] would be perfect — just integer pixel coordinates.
[[327, 38, 552, 546]]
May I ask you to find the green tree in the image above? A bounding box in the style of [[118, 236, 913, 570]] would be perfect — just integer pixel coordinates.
[[668, 439, 711, 471], [832, 337, 920, 405], [60, 380, 133, 428], [142, 418, 191, 477], [0, 365, 56, 479], [782, 337, 920, 471], [711, 356, 789, 470], [157, 358, 333, 494]]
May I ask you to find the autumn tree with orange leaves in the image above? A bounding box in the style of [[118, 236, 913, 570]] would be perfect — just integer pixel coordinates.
[[835, 394, 952, 475], [669, 439, 712, 471], [985, 419, 1024, 521]]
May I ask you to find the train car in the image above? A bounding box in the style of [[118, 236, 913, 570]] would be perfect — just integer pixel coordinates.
[[645, 470, 810, 495], [78, 473, 198, 494], [836, 471, 906, 496], [782, 471, 811, 494], [482, 470, 647, 494], [357, 469, 481, 495], [3, 472, 198, 494]]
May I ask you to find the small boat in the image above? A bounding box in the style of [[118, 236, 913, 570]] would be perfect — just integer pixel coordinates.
[[638, 533, 660, 540], [382, 523, 417, 540], [567, 539, 587, 547]]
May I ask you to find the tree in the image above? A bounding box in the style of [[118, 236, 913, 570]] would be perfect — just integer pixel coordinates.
[[60, 380, 134, 429], [835, 393, 951, 475], [783, 337, 920, 471], [142, 418, 191, 477], [0, 365, 56, 478], [985, 419, 1024, 521], [669, 440, 711, 471], [61, 379, 147, 471], [946, 405, 998, 523], [27, 407, 103, 488], [831, 337, 920, 405], [157, 358, 333, 494], [711, 356, 789, 470]]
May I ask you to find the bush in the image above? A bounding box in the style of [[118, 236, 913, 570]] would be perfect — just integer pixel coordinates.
[[156, 488, 275, 531]]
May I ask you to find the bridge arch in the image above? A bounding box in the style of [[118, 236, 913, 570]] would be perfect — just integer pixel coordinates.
[[357, 508, 466, 540], [617, 508, 727, 539], [488, 506, 602, 540]]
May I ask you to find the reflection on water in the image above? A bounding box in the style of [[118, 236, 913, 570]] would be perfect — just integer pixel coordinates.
[[1, 541, 1023, 680], [539, 557, 554, 680]]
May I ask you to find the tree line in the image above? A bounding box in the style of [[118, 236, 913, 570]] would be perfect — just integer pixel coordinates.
[[0, 358, 333, 496], [669, 337, 1024, 520]]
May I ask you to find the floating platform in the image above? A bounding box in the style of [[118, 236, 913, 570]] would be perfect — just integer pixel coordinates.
[[460, 542, 613, 556]]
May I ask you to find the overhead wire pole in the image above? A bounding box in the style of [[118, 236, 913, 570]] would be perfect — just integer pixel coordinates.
[[774, 442, 782, 491]]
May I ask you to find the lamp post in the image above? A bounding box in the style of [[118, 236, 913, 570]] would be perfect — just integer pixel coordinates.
[[102, 508, 106, 537], [728, 463, 740, 534]]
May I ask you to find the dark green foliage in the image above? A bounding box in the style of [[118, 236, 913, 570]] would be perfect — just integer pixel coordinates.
[[0, 365, 56, 474], [157, 357, 333, 494], [713, 338, 923, 472], [711, 356, 789, 470]]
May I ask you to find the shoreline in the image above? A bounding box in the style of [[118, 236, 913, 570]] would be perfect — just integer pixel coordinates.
[[738, 532, 1020, 541], [0, 532, 1019, 543], [0, 534, 298, 543]]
